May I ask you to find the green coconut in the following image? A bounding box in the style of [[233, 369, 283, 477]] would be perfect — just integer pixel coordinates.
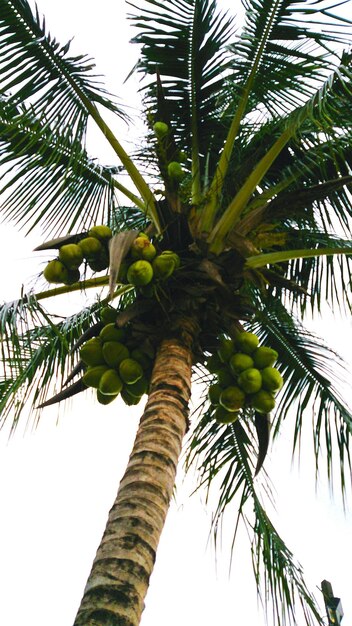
[[152, 254, 176, 280], [127, 260, 154, 286], [229, 353, 254, 376], [43, 259, 69, 284], [100, 323, 126, 343], [97, 390, 119, 405], [214, 405, 239, 424], [217, 337, 234, 363], [206, 353, 223, 373], [78, 236, 103, 259], [80, 338, 105, 366], [219, 386, 245, 411], [208, 382, 222, 405], [58, 243, 83, 270], [102, 341, 129, 368], [131, 237, 157, 261], [250, 389, 276, 413], [119, 358, 143, 384], [121, 386, 142, 406], [234, 332, 259, 355], [64, 269, 81, 285], [100, 306, 117, 325], [252, 346, 278, 369], [261, 367, 283, 392], [88, 252, 109, 272], [130, 349, 152, 372], [160, 250, 181, 269], [88, 225, 112, 241], [167, 161, 185, 181], [99, 369, 123, 396], [82, 365, 109, 388], [216, 367, 234, 388], [237, 368, 262, 394], [153, 121, 169, 138], [127, 376, 148, 398]]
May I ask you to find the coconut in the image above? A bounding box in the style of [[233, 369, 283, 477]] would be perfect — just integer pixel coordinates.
[[88, 252, 109, 272], [219, 386, 245, 411], [121, 387, 142, 406], [208, 382, 222, 405], [237, 368, 262, 394], [88, 225, 112, 241], [119, 358, 144, 384], [167, 161, 185, 181], [160, 250, 180, 268], [153, 121, 169, 138], [252, 346, 278, 369], [217, 337, 234, 363], [80, 338, 105, 366], [43, 259, 69, 284], [250, 389, 276, 413], [100, 306, 117, 325], [97, 390, 119, 405], [82, 365, 109, 388], [206, 353, 223, 373], [78, 236, 103, 259], [102, 341, 130, 368], [216, 367, 234, 388], [214, 405, 239, 424], [131, 237, 157, 261], [130, 349, 152, 371], [58, 243, 83, 270], [100, 323, 126, 343], [127, 376, 148, 398], [127, 260, 154, 286], [234, 332, 259, 354], [99, 369, 123, 395], [229, 353, 254, 375], [64, 269, 81, 285], [261, 367, 283, 392], [152, 254, 175, 280]]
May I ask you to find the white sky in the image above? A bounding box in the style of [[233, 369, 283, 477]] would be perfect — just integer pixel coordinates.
[[0, 1, 351, 625]]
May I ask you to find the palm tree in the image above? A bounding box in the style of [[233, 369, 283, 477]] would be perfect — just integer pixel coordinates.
[[1, 0, 352, 624]]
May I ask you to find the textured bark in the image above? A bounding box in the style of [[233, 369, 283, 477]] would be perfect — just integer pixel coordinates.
[[74, 315, 198, 626]]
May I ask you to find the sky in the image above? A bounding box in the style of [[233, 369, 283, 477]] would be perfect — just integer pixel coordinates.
[[0, 1, 351, 626]]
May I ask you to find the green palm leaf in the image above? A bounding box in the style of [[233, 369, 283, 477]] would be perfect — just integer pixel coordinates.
[[128, 0, 235, 194], [248, 300, 352, 496], [0, 0, 124, 143], [187, 414, 322, 626]]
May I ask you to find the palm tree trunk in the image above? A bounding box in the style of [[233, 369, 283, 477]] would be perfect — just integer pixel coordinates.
[[74, 315, 198, 626]]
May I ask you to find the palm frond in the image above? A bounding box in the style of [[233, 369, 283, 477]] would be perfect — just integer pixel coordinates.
[[247, 299, 352, 496], [0, 0, 124, 145], [0, 296, 100, 431], [186, 412, 322, 626], [0, 98, 120, 235], [208, 52, 352, 250], [128, 0, 235, 178], [231, 0, 351, 117]]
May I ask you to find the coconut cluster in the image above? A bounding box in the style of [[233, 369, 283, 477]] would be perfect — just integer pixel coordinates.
[[207, 331, 283, 424], [80, 306, 154, 406], [118, 232, 181, 292], [43, 225, 112, 285]]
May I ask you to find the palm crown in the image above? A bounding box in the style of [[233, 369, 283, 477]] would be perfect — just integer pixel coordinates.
[[1, 0, 352, 624]]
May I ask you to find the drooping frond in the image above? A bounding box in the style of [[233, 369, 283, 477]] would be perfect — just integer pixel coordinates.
[[0, 0, 124, 145], [186, 413, 322, 626], [0, 98, 119, 235], [0, 295, 99, 431], [248, 299, 352, 495]]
